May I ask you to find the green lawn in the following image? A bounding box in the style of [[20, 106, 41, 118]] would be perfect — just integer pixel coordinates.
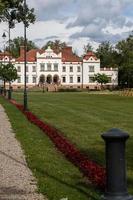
[[1, 91, 133, 199], [0, 95, 101, 200]]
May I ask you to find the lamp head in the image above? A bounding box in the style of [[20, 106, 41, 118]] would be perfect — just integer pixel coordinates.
[[2, 32, 6, 39]]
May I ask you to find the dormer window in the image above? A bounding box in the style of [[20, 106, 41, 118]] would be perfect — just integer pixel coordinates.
[[46, 56, 51, 59]]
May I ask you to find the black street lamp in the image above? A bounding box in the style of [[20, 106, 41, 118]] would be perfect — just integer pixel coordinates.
[[3, 20, 15, 100], [2, 32, 6, 40], [4, 21, 14, 100], [23, 0, 28, 111], [2, 32, 6, 65], [2, 32, 7, 95]]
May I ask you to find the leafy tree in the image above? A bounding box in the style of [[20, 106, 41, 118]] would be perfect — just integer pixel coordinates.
[[0, 63, 18, 89], [93, 73, 109, 89], [116, 34, 133, 88], [0, 0, 35, 27], [83, 42, 93, 54], [42, 40, 67, 52], [6, 37, 37, 58], [96, 41, 117, 68]]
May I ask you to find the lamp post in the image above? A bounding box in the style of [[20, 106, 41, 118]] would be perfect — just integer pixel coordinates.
[[81, 61, 83, 89], [8, 20, 15, 100], [3, 20, 14, 99], [23, 0, 28, 111], [2, 32, 7, 95], [2, 32, 6, 65]]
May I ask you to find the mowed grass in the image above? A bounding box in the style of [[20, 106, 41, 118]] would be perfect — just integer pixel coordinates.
[[12, 91, 133, 194], [0, 96, 101, 200]]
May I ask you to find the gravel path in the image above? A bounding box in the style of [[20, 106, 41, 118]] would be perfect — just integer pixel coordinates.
[[0, 105, 47, 200]]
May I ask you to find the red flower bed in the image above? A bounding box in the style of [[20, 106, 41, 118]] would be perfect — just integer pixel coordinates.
[[10, 99, 106, 189]]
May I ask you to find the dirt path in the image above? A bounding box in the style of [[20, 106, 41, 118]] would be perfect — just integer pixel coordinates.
[[0, 105, 47, 200]]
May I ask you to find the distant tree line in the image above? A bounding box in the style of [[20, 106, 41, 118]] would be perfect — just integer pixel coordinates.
[[84, 33, 133, 88]]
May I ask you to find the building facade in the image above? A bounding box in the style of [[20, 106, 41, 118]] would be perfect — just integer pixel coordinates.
[[0, 46, 118, 89]]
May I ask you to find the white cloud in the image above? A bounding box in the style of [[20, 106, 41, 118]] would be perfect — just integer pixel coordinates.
[[0, 0, 132, 55]]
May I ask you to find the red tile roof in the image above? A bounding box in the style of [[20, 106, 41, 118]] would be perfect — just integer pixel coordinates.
[[62, 47, 81, 62], [16, 49, 44, 62], [16, 47, 81, 62], [83, 51, 98, 60], [0, 51, 12, 60]]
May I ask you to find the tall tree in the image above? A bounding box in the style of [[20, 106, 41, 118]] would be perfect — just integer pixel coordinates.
[[116, 34, 133, 88], [0, 0, 35, 27], [96, 41, 117, 68], [42, 40, 67, 52], [6, 37, 37, 58]]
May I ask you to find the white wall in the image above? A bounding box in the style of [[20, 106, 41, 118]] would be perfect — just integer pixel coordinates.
[[83, 56, 100, 85], [12, 49, 118, 87]]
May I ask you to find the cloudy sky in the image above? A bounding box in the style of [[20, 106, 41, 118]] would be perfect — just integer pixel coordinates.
[[0, 0, 133, 55]]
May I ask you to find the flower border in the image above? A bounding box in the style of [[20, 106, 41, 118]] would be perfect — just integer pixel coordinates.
[[10, 99, 106, 190]]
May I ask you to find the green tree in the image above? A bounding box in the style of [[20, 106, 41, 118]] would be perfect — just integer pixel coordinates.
[[93, 73, 109, 89], [116, 34, 133, 88], [0, 0, 35, 27], [42, 40, 67, 52], [6, 37, 37, 58], [96, 41, 117, 68], [0, 63, 18, 89]]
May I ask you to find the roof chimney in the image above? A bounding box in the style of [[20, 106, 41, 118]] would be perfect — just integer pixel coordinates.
[[20, 46, 24, 57], [62, 46, 72, 54]]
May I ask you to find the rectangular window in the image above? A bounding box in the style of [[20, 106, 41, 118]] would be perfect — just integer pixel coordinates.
[[40, 63, 45, 71], [89, 76, 94, 83], [17, 66, 21, 72], [108, 76, 111, 83], [70, 66, 73, 72], [89, 66, 94, 72], [32, 76, 36, 83], [54, 63, 58, 71], [77, 76, 81, 83], [77, 66, 81, 72], [62, 76, 66, 83], [26, 76, 29, 83], [62, 66, 66, 72], [47, 63, 51, 71], [32, 66, 36, 72], [70, 76, 73, 83], [17, 76, 21, 83], [26, 66, 28, 72]]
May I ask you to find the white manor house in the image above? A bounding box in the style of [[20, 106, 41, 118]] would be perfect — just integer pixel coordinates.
[[0, 46, 118, 90]]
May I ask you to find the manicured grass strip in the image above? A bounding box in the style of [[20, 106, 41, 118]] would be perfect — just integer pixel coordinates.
[[12, 92, 133, 194], [0, 97, 102, 200], [10, 99, 106, 190]]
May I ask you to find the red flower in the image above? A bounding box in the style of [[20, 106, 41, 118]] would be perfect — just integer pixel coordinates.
[[10, 99, 106, 190]]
